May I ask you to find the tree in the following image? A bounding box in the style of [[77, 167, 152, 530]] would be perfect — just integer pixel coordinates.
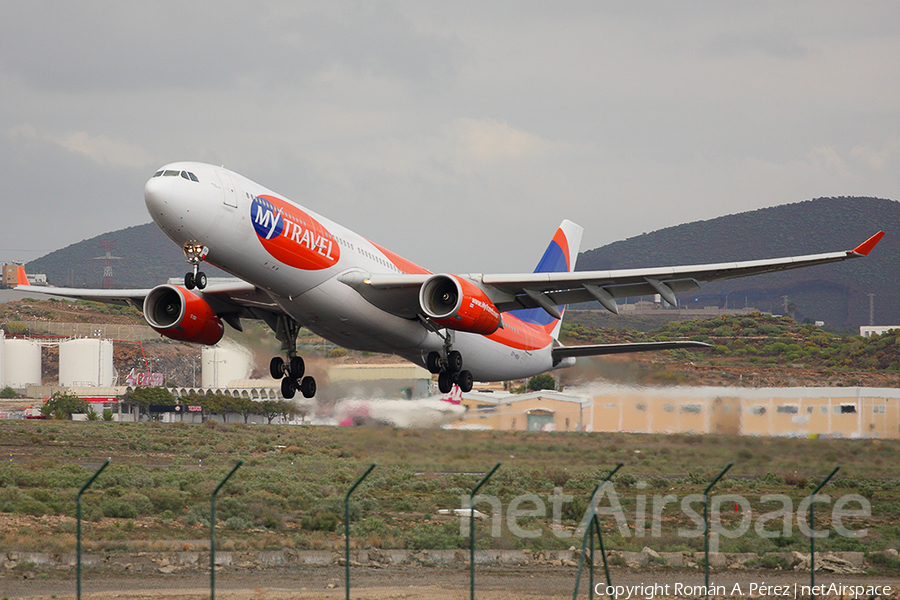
[[259, 400, 282, 425], [121, 386, 176, 418], [41, 392, 87, 420], [277, 399, 298, 423], [526, 374, 556, 392], [0, 386, 18, 399], [235, 396, 262, 424]]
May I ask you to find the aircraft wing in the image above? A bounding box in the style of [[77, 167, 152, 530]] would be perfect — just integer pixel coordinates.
[[480, 230, 885, 315], [14, 271, 275, 321], [354, 230, 884, 319]]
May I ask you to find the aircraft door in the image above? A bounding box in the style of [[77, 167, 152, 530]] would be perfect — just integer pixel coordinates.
[[218, 172, 238, 208]]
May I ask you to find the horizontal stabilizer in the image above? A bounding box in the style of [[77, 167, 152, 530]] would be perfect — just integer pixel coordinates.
[[552, 340, 711, 360]]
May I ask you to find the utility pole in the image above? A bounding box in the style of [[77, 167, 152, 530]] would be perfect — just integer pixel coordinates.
[[868, 293, 875, 326]]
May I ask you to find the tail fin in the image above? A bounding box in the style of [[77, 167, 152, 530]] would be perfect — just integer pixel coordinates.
[[510, 220, 583, 339], [16, 266, 29, 286]]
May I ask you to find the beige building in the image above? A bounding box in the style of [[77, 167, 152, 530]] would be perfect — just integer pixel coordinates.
[[451, 391, 593, 432], [453, 385, 900, 439]]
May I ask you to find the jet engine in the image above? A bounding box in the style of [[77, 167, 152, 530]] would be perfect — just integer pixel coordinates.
[[419, 274, 501, 335], [143, 284, 224, 345]]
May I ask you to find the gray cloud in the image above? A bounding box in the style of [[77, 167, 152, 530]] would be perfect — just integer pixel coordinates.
[[1, 1, 897, 272]]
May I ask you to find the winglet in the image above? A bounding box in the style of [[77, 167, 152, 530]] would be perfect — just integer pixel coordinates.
[[851, 231, 885, 256], [16, 266, 29, 286]]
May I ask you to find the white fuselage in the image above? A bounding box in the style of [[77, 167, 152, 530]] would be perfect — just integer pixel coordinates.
[[144, 162, 556, 382]]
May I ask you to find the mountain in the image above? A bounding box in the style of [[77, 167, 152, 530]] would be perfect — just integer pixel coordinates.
[[577, 197, 900, 328], [25, 223, 227, 289], [24, 196, 898, 328]]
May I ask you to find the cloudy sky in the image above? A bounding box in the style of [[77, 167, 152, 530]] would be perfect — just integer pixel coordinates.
[[2, 2, 898, 273]]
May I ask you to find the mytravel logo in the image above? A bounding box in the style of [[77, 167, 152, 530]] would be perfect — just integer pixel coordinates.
[[250, 195, 340, 270]]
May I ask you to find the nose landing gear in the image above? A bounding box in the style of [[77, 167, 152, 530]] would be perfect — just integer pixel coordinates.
[[182, 242, 210, 290]]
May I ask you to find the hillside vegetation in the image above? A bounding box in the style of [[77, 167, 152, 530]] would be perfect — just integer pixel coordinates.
[[578, 197, 899, 328], [561, 311, 900, 388]]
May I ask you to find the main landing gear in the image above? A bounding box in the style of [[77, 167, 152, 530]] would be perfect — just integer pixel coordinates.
[[270, 355, 316, 399], [427, 349, 474, 394], [182, 242, 209, 290], [271, 315, 316, 399]]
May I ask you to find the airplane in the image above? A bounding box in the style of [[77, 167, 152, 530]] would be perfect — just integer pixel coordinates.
[[16, 162, 885, 399]]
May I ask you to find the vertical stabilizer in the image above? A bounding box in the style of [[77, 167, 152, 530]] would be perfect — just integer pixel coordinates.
[[509, 220, 583, 339]]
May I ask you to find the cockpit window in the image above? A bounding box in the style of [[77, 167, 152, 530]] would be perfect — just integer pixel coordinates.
[[154, 169, 198, 181]]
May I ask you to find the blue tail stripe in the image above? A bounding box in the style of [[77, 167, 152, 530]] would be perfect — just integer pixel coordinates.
[[508, 239, 567, 327]]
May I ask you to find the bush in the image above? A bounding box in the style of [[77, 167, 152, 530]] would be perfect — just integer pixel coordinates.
[[102, 497, 138, 519], [224, 516, 251, 530], [404, 521, 463, 550], [759, 554, 790, 570], [301, 511, 339, 532], [15, 497, 49, 516]]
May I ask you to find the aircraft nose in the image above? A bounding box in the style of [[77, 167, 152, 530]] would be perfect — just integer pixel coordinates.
[[144, 172, 171, 214]]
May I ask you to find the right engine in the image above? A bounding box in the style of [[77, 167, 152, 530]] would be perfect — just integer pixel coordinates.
[[143, 284, 224, 345], [419, 274, 502, 335]]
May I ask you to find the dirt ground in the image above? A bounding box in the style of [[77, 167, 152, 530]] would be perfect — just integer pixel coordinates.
[[4, 565, 900, 599]]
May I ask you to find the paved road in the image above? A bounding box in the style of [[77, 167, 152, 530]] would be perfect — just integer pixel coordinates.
[[4, 564, 899, 599]]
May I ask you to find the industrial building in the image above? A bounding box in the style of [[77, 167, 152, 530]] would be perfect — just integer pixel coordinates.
[[450, 385, 900, 439]]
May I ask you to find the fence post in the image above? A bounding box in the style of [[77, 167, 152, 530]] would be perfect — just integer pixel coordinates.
[[345, 462, 376, 600], [810, 465, 840, 600], [469, 462, 501, 600], [210, 460, 243, 600], [77, 459, 110, 600], [703, 462, 733, 600], [572, 462, 623, 600]]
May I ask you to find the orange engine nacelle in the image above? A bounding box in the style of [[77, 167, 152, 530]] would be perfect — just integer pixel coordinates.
[[143, 285, 224, 345], [419, 274, 501, 335]]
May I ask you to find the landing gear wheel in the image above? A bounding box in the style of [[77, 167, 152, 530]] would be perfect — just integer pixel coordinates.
[[290, 356, 305, 379], [184, 273, 195, 290], [438, 371, 453, 394], [280, 376, 296, 399], [456, 370, 473, 393], [269, 356, 285, 379], [447, 350, 463, 374], [195, 271, 208, 290], [299, 376, 316, 399], [426, 351, 442, 374]]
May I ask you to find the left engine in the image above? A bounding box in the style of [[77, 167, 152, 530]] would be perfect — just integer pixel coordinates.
[[143, 284, 224, 345], [419, 274, 502, 335]]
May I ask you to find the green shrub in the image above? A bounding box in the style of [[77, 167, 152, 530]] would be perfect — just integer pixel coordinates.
[[15, 497, 49, 516], [301, 511, 338, 532], [759, 554, 790, 570], [404, 521, 463, 550], [101, 497, 138, 519]]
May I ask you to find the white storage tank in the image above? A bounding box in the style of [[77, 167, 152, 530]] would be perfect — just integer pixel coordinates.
[[202, 343, 251, 388], [3, 338, 41, 387], [59, 338, 114, 387]]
